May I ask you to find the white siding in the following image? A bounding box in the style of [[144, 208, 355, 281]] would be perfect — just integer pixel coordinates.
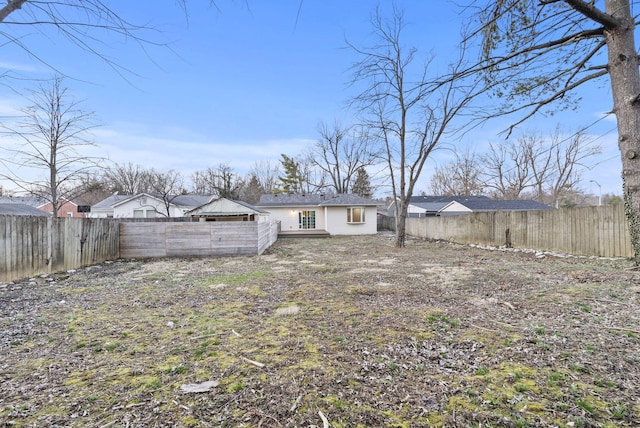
[[264, 206, 326, 231], [324, 206, 377, 235]]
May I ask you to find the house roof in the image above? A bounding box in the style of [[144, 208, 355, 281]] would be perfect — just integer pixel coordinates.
[[92, 193, 214, 210], [409, 195, 552, 212], [91, 194, 132, 210], [187, 197, 268, 216], [257, 193, 379, 207], [0, 195, 48, 208], [0, 203, 51, 216]]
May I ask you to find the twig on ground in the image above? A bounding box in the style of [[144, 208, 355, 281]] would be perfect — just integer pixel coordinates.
[[318, 410, 329, 428], [606, 326, 640, 335], [241, 356, 265, 368], [232, 329, 242, 337], [290, 395, 302, 413]]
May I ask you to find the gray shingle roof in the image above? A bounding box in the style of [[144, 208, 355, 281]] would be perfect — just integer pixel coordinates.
[[257, 193, 379, 207], [0, 203, 51, 216], [409, 195, 552, 212], [91, 194, 132, 209], [0, 196, 48, 207]]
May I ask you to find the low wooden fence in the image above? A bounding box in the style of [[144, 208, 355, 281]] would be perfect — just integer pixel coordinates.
[[2, 216, 280, 283], [1, 216, 120, 283], [380, 204, 633, 258], [119, 221, 279, 258]]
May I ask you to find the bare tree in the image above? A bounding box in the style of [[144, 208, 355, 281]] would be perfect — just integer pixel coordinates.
[[191, 164, 244, 198], [149, 168, 185, 217], [524, 129, 602, 206], [429, 150, 484, 196], [479, 129, 601, 203], [312, 121, 380, 194], [0, 75, 99, 217], [250, 160, 280, 194], [349, 6, 478, 247], [466, 0, 640, 263], [103, 162, 155, 195], [0, 1, 193, 79], [480, 139, 532, 200]]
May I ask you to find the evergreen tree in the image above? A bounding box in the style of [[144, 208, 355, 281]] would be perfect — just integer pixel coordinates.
[[352, 167, 373, 198], [240, 174, 264, 205], [277, 154, 304, 194]]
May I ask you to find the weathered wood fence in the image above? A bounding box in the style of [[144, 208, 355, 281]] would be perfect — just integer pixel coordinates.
[[119, 221, 280, 258], [2, 217, 280, 283], [380, 204, 633, 258], [1, 216, 120, 283]]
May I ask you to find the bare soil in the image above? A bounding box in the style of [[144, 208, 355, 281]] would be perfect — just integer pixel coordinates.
[[1, 232, 640, 427]]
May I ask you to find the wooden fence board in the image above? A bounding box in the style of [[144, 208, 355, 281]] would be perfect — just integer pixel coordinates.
[[1, 216, 120, 283], [381, 205, 633, 258]]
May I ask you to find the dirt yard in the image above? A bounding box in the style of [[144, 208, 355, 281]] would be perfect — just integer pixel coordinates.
[[1, 232, 639, 427]]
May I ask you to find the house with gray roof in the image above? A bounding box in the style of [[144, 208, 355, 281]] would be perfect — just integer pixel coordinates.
[[88, 193, 215, 218], [390, 195, 553, 217], [186, 197, 270, 222], [0, 203, 51, 216], [256, 193, 380, 235]]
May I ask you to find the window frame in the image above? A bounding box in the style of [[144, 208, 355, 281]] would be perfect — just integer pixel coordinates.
[[298, 210, 316, 229], [346, 206, 366, 224]]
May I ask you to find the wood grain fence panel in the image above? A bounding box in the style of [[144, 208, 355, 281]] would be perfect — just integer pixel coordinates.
[[1, 216, 120, 283], [395, 205, 633, 258]]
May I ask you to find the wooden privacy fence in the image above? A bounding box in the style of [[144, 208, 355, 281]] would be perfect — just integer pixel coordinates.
[[119, 221, 280, 258], [1, 216, 120, 283], [380, 204, 633, 258]]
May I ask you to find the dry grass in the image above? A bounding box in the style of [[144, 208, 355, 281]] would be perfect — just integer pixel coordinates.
[[1, 232, 639, 427]]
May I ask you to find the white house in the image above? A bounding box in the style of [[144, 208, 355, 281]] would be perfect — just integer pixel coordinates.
[[389, 195, 553, 217], [256, 193, 380, 235], [89, 193, 214, 218]]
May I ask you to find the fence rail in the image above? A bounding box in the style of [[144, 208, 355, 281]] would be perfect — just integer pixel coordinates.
[[119, 221, 279, 258], [1, 216, 120, 283], [380, 204, 633, 258], [2, 216, 280, 283]]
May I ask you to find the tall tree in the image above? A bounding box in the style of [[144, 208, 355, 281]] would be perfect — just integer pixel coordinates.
[[239, 174, 264, 204], [277, 154, 305, 194], [469, 0, 640, 263], [352, 166, 373, 198], [149, 168, 185, 217], [480, 139, 533, 200], [429, 150, 484, 196], [0, 1, 188, 79], [103, 162, 155, 195], [0, 75, 99, 217], [312, 121, 379, 194], [250, 160, 280, 194], [350, 6, 477, 247]]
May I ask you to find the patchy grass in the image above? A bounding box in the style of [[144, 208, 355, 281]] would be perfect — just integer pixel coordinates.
[[1, 233, 639, 427]]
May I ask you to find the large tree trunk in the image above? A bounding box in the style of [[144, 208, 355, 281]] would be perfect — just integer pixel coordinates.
[[605, 0, 640, 264], [395, 199, 408, 248]]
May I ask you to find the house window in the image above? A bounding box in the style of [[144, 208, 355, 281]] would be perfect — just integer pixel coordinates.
[[133, 209, 144, 218], [298, 210, 316, 229], [146, 209, 157, 218], [347, 207, 365, 223]]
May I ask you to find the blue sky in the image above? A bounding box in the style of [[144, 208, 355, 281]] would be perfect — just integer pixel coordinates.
[[0, 0, 622, 197]]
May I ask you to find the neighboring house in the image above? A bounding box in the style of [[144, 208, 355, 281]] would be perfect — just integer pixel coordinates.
[[0, 202, 51, 216], [389, 195, 553, 217], [88, 193, 215, 218], [0, 195, 86, 217], [187, 197, 270, 222], [256, 193, 379, 235]]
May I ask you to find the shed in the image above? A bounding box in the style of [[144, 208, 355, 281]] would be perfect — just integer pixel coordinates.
[[186, 197, 269, 222]]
